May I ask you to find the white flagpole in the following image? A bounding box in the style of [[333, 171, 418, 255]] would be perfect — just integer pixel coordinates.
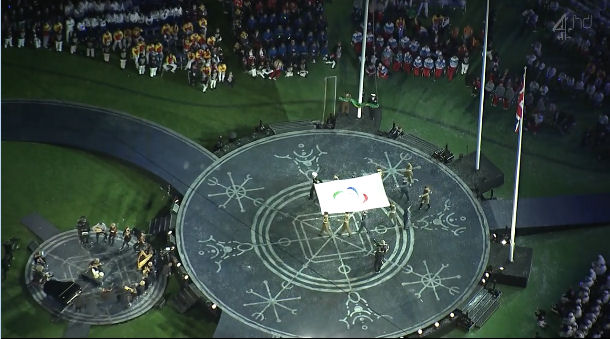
[[475, 0, 490, 171], [509, 66, 527, 263], [357, 0, 370, 119]]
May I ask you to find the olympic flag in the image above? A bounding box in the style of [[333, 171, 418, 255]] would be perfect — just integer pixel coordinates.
[[314, 173, 390, 214]]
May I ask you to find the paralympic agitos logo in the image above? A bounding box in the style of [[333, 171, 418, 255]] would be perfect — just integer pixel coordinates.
[[332, 186, 369, 203]]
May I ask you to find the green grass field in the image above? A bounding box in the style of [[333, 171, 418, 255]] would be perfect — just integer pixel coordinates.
[[2, 0, 609, 337]]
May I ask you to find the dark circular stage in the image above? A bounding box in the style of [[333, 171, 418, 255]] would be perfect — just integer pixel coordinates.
[[25, 230, 167, 325], [177, 130, 489, 337]]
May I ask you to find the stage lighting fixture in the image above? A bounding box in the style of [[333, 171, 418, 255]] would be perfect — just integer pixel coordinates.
[[450, 312, 455, 318], [417, 329, 423, 335], [501, 239, 507, 245], [434, 322, 439, 328], [485, 272, 490, 278], [481, 278, 486, 284], [499, 266, 505, 271], [165, 247, 171, 251], [168, 230, 172, 235], [211, 303, 217, 310], [176, 262, 182, 267], [171, 246, 175, 251], [184, 274, 189, 280]]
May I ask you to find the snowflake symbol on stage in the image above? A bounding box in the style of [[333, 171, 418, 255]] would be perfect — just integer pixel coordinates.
[[244, 280, 301, 323], [274, 143, 328, 181], [401, 260, 461, 301], [207, 172, 264, 212], [413, 199, 467, 236], [365, 152, 421, 189], [340, 292, 392, 331], [198, 236, 254, 273]]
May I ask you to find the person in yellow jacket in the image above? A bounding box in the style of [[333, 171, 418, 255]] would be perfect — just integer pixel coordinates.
[[198, 17, 207, 36], [102, 30, 112, 62], [123, 28, 132, 49], [155, 42, 163, 60], [146, 43, 155, 64], [207, 35, 215, 48], [163, 53, 177, 73], [53, 21, 63, 52], [217, 63, 227, 82], [182, 21, 193, 35], [131, 45, 140, 68], [181, 51, 191, 69], [42, 22, 51, 48], [112, 29, 123, 51], [202, 49, 211, 60], [161, 23, 172, 36]]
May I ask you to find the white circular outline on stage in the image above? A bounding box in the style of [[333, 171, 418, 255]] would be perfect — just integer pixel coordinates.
[[252, 182, 414, 292]]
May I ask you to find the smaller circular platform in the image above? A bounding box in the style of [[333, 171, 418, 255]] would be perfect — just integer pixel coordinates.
[[25, 230, 167, 325]]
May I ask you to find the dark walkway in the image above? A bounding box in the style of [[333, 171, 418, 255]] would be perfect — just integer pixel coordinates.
[[21, 212, 61, 241], [1, 100, 217, 195], [482, 193, 610, 231]]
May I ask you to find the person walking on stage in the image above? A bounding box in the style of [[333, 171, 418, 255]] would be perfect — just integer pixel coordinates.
[[374, 239, 389, 273], [418, 186, 432, 210], [358, 211, 369, 234], [403, 205, 412, 231], [404, 163, 414, 186], [339, 212, 352, 236], [309, 172, 322, 201], [388, 202, 401, 226], [399, 179, 411, 202], [319, 212, 332, 236]]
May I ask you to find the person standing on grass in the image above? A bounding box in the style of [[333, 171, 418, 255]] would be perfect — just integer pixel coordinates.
[[226, 72, 234, 87], [460, 52, 469, 75]]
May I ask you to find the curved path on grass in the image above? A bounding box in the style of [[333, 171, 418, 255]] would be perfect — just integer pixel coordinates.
[[1, 100, 217, 195]]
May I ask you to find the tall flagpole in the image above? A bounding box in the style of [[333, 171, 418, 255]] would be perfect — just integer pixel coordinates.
[[475, 0, 490, 170], [509, 66, 527, 263], [357, 0, 370, 119]]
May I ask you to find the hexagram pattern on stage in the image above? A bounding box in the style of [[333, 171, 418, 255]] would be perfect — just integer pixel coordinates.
[[177, 130, 489, 337]]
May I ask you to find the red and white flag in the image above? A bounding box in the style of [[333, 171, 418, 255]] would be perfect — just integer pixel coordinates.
[[515, 70, 526, 133]]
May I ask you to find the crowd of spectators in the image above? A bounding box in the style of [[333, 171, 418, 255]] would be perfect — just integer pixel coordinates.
[[516, 0, 609, 159], [550, 254, 609, 338], [230, 0, 334, 80], [1, 0, 233, 92], [349, 0, 474, 82]]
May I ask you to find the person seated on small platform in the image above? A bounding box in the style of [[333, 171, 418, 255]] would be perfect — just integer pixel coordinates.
[[388, 122, 397, 137], [108, 223, 118, 246], [33, 251, 47, 267], [136, 280, 146, 296], [89, 258, 104, 279], [120, 227, 132, 251], [377, 63, 389, 79], [92, 222, 107, 244], [389, 126, 404, 139]]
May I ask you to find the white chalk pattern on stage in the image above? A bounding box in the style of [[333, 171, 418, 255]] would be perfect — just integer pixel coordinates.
[[413, 199, 467, 236], [340, 291, 393, 331], [243, 280, 301, 323], [401, 260, 461, 301], [207, 172, 265, 212], [273, 143, 328, 181], [365, 151, 421, 189]]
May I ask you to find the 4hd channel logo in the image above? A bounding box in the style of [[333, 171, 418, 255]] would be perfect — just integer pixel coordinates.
[[552, 12, 593, 40]]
